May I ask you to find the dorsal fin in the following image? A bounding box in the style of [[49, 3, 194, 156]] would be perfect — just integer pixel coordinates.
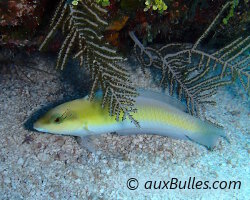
[[83, 89, 187, 112], [83, 90, 103, 100], [137, 88, 187, 112]]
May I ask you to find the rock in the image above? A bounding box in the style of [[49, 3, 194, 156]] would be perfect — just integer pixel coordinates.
[[229, 110, 241, 116], [4, 176, 11, 184], [37, 152, 49, 162], [17, 158, 24, 166], [72, 168, 84, 179]]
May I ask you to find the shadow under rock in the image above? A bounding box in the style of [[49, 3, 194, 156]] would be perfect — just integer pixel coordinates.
[[24, 59, 92, 132], [60, 59, 92, 97]]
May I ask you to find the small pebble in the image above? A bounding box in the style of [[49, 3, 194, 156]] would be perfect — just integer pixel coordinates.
[[72, 168, 84, 178], [17, 158, 24, 166]]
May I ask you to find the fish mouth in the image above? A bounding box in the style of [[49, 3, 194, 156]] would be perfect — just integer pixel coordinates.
[[33, 122, 47, 133]]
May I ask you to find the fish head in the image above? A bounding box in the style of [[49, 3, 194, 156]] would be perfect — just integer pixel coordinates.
[[33, 100, 86, 135]]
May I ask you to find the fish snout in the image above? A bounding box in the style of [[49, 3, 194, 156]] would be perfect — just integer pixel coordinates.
[[33, 121, 46, 133]]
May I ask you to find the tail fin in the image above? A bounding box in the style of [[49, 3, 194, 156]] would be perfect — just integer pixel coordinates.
[[185, 125, 226, 150]]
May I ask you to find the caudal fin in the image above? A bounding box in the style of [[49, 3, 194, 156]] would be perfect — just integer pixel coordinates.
[[185, 125, 226, 149]]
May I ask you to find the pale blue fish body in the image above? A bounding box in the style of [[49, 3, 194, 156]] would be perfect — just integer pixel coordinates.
[[34, 90, 226, 149]]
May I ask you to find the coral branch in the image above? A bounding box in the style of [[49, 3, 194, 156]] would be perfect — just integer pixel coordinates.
[[40, 0, 139, 126]]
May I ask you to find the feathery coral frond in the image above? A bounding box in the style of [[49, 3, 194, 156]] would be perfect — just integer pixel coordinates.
[[40, 0, 139, 127], [130, 30, 244, 119], [129, 0, 249, 119]]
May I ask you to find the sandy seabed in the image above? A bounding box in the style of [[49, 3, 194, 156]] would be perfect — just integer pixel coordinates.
[[0, 54, 249, 199]]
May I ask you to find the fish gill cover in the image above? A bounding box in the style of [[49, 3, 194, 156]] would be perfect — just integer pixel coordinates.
[[39, 0, 249, 127]]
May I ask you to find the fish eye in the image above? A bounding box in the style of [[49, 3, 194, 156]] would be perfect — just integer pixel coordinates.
[[51, 110, 72, 124], [54, 117, 60, 123]]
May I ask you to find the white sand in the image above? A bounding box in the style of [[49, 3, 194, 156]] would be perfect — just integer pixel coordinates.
[[0, 55, 249, 199]]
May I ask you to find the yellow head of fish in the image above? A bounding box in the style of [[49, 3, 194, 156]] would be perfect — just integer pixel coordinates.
[[33, 97, 114, 136], [33, 99, 89, 135]]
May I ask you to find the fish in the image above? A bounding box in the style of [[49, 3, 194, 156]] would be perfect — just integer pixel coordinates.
[[33, 90, 226, 149]]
